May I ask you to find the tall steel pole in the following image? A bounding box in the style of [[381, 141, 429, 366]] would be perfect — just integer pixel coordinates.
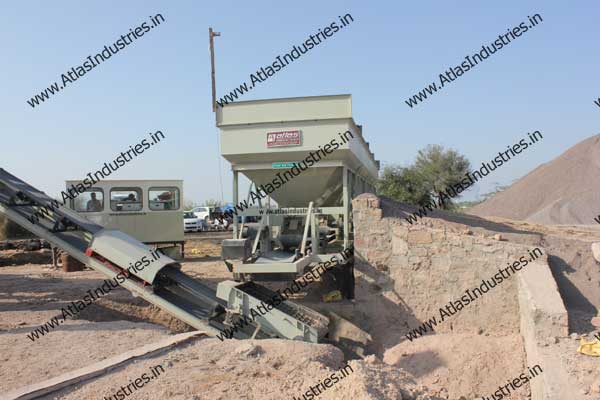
[[209, 28, 223, 202], [209, 27, 221, 113]]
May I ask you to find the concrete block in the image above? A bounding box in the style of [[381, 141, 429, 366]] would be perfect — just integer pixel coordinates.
[[518, 261, 568, 339], [517, 260, 577, 400]]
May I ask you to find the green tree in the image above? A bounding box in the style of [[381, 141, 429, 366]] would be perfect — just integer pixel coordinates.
[[377, 144, 471, 209], [377, 165, 431, 206]]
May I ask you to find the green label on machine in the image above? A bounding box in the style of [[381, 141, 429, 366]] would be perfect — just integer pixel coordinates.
[[272, 162, 298, 169]]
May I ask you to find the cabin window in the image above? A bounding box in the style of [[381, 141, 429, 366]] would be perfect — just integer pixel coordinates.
[[110, 188, 143, 212], [72, 189, 104, 212], [148, 187, 180, 211]]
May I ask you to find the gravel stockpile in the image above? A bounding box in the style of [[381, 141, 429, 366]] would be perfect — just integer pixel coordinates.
[[469, 134, 600, 225]]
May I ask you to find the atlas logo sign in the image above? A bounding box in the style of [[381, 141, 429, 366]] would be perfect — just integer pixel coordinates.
[[267, 130, 302, 148]]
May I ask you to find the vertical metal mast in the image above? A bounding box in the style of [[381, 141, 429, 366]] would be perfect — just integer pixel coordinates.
[[209, 27, 221, 113], [209, 27, 224, 202]]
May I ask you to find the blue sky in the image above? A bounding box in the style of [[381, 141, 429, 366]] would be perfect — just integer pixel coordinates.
[[1, 0, 598, 205]]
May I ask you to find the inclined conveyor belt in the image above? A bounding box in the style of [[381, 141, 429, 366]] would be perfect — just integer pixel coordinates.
[[155, 267, 226, 320], [0, 167, 330, 342], [236, 281, 328, 332], [0, 168, 224, 335]]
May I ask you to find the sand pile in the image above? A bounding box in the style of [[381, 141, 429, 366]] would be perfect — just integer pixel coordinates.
[[383, 333, 529, 400], [469, 134, 600, 225], [50, 339, 438, 400]]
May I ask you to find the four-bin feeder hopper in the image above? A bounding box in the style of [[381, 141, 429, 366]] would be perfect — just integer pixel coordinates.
[[218, 94, 379, 295]]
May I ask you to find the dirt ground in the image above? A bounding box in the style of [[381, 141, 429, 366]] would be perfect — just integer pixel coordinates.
[[1, 227, 599, 399], [0, 248, 52, 267], [47, 339, 441, 400], [0, 237, 439, 400], [552, 334, 600, 397], [0, 264, 174, 392]]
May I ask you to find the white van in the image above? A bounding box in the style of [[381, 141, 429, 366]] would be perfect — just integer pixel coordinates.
[[65, 180, 185, 258]]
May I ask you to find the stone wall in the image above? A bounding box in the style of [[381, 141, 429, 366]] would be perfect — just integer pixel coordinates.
[[352, 193, 549, 337]]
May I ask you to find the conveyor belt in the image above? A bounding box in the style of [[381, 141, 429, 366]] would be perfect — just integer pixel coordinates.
[[0, 168, 330, 342], [0, 168, 223, 335], [237, 281, 328, 331], [0, 168, 103, 234], [156, 267, 226, 320]]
